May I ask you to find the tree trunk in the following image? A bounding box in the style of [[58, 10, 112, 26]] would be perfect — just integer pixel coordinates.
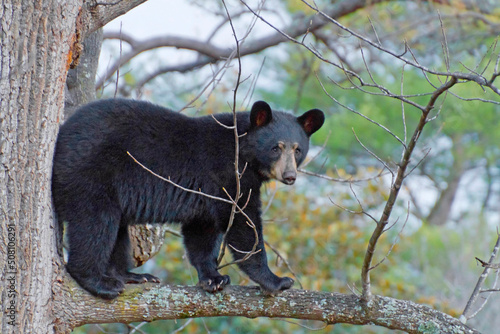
[[0, 1, 81, 332], [0, 1, 147, 333], [427, 138, 466, 226], [65, 29, 103, 118]]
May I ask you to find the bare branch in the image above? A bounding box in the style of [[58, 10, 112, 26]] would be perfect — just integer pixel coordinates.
[[97, 34, 232, 89], [476, 257, 500, 270], [317, 73, 408, 149], [328, 183, 378, 225], [113, 23, 123, 98], [299, 168, 388, 183], [370, 202, 410, 271], [461, 232, 500, 323], [217, 0, 246, 267], [348, 182, 379, 224], [361, 76, 458, 302], [437, 11, 451, 72], [264, 240, 304, 289], [82, 0, 150, 38], [176, 58, 236, 112], [352, 128, 394, 179], [102, 0, 404, 90]]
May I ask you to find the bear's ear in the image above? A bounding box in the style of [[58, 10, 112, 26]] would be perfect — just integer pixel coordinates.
[[250, 101, 273, 129], [297, 109, 325, 136]]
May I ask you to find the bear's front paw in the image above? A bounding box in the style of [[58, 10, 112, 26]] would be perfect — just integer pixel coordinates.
[[198, 275, 231, 293], [260, 276, 294, 296]]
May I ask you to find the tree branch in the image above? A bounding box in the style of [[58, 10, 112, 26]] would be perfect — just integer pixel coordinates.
[[97, 32, 232, 89], [361, 76, 457, 301], [461, 232, 500, 322], [53, 277, 479, 334], [82, 0, 150, 38]]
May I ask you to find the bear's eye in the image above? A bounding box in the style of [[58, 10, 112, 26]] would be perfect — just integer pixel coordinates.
[[271, 146, 280, 154], [295, 147, 301, 154]]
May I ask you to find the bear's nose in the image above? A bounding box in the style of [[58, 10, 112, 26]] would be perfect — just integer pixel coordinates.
[[282, 171, 296, 185]]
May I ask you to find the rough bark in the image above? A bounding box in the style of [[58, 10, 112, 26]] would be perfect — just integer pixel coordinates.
[[129, 224, 169, 266], [0, 1, 151, 333], [65, 29, 103, 118], [0, 1, 80, 333]]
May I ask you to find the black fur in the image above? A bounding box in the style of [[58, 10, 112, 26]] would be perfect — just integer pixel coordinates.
[[52, 99, 324, 299]]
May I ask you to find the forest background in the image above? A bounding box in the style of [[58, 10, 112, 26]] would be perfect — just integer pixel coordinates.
[[45, 0, 500, 333]]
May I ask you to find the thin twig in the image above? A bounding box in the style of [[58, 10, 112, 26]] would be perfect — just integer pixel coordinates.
[[300, 0, 497, 93], [467, 257, 500, 319], [317, 73, 407, 149], [400, 64, 407, 145], [127, 152, 232, 204], [437, 11, 450, 72], [273, 318, 328, 331], [171, 319, 194, 334], [265, 240, 304, 289], [299, 168, 388, 183], [300, 130, 331, 168], [114, 22, 123, 98], [218, 0, 244, 266], [352, 128, 394, 179], [348, 182, 379, 224], [476, 257, 500, 270], [369, 202, 410, 271], [177, 57, 237, 113]]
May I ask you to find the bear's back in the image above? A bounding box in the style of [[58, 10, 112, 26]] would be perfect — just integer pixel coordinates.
[[52, 99, 252, 224]]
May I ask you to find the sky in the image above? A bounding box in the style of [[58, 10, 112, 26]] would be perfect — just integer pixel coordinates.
[[100, 0, 216, 78], [105, 0, 214, 39]]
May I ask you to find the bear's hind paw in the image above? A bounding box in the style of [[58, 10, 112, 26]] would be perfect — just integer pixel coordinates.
[[260, 276, 294, 296], [83, 276, 125, 300]]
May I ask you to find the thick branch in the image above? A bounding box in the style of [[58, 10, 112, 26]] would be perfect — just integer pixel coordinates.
[[96, 32, 232, 88], [53, 278, 478, 334], [65, 29, 103, 117], [82, 0, 150, 38]]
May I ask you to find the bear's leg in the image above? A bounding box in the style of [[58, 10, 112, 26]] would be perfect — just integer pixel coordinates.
[[107, 223, 160, 284], [66, 208, 125, 300], [226, 215, 294, 295], [181, 222, 230, 292]]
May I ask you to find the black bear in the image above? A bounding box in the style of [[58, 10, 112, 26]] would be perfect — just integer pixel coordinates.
[[52, 99, 324, 299]]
